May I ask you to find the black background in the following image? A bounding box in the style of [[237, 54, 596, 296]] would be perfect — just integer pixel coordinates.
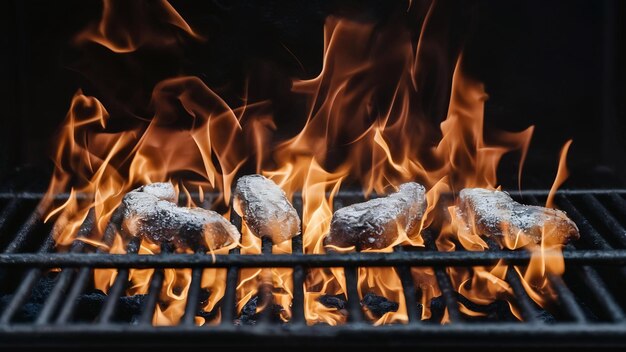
[[1, 0, 624, 189]]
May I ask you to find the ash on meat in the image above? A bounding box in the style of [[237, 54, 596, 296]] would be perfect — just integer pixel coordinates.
[[233, 174, 301, 244], [121, 182, 240, 251], [453, 188, 579, 245], [324, 182, 426, 251]]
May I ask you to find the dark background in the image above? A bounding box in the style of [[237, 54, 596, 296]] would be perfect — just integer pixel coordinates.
[[1, 0, 624, 190]]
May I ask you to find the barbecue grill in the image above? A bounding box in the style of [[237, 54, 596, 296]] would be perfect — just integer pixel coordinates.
[[1, 182, 626, 350], [3, 0, 626, 350]]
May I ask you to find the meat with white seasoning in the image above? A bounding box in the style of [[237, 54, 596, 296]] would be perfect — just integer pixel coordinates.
[[324, 182, 427, 251], [121, 182, 240, 250], [233, 174, 301, 244], [452, 188, 579, 245]]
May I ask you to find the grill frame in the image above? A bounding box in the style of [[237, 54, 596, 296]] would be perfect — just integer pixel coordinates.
[[0, 189, 626, 348]]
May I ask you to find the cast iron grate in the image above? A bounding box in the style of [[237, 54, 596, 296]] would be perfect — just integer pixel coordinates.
[[0, 188, 626, 348]]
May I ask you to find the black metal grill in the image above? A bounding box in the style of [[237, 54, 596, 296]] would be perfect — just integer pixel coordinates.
[[1, 189, 626, 349]]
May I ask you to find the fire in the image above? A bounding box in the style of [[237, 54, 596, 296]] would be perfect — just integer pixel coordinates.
[[46, 76, 247, 325], [44, 0, 576, 326], [546, 140, 573, 209], [75, 0, 203, 53], [236, 223, 294, 323]]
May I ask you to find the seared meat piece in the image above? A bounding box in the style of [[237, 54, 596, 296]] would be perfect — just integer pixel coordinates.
[[324, 182, 427, 251], [121, 182, 240, 250], [453, 188, 579, 245], [233, 174, 301, 244]]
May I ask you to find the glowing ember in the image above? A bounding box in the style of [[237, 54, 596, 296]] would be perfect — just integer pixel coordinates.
[[43, 0, 577, 326]]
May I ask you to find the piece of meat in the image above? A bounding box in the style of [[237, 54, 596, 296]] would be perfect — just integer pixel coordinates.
[[324, 182, 427, 251], [134, 182, 177, 203], [453, 188, 579, 245], [121, 182, 240, 250], [233, 174, 301, 244]]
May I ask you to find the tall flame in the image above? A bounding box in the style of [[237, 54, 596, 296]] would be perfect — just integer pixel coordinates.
[[546, 139, 573, 209]]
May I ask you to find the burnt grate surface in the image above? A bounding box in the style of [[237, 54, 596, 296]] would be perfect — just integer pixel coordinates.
[[0, 188, 626, 348]]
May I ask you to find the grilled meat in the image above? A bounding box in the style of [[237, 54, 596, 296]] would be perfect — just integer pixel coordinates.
[[233, 174, 301, 244], [324, 182, 427, 251], [452, 188, 579, 245], [121, 182, 240, 250]]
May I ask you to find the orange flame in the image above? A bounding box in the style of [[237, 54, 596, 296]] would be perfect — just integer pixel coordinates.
[[546, 139, 573, 208], [46, 77, 249, 324], [76, 0, 202, 53], [236, 223, 293, 323], [45, 2, 576, 326]]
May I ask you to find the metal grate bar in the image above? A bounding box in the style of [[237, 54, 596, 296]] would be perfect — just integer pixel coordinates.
[[479, 207, 541, 324], [434, 267, 461, 323], [257, 283, 274, 325], [576, 265, 625, 322], [96, 268, 129, 324], [139, 244, 173, 325], [2, 249, 625, 268], [557, 195, 612, 250], [399, 267, 421, 323], [220, 257, 239, 325], [6, 323, 626, 348], [505, 269, 540, 323], [34, 267, 77, 325], [181, 266, 203, 325], [423, 231, 461, 322], [54, 208, 121, 324], [607, 194, 626, 219], [290, 197, 305, 323], [2, 189, 625, 202], [34, 211, 95, 325], [0, 226, 57, 324], [261, 237, 273, 254], [257, 226, 273, 324], [55, 267, 90, 323], [139, 270, 164, 325], [220, 207, 241, 326], [581, 194, 626, 248], [290, 234, 305, 325], [394, 246, 421, 324], [559, 196, 626, 281], [3, 198, 51, 253], [257, 232, 278, 323], [36, 242, 87, 324], [0, 198, 23, 233], [548, 275, 587, 323], [0, 269, 43, 324], [344, 266, 364, 323], [96, 237, 141, 324]]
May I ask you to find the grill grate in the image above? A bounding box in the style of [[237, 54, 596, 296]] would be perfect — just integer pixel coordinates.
[[0, 189, 626, 348]]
